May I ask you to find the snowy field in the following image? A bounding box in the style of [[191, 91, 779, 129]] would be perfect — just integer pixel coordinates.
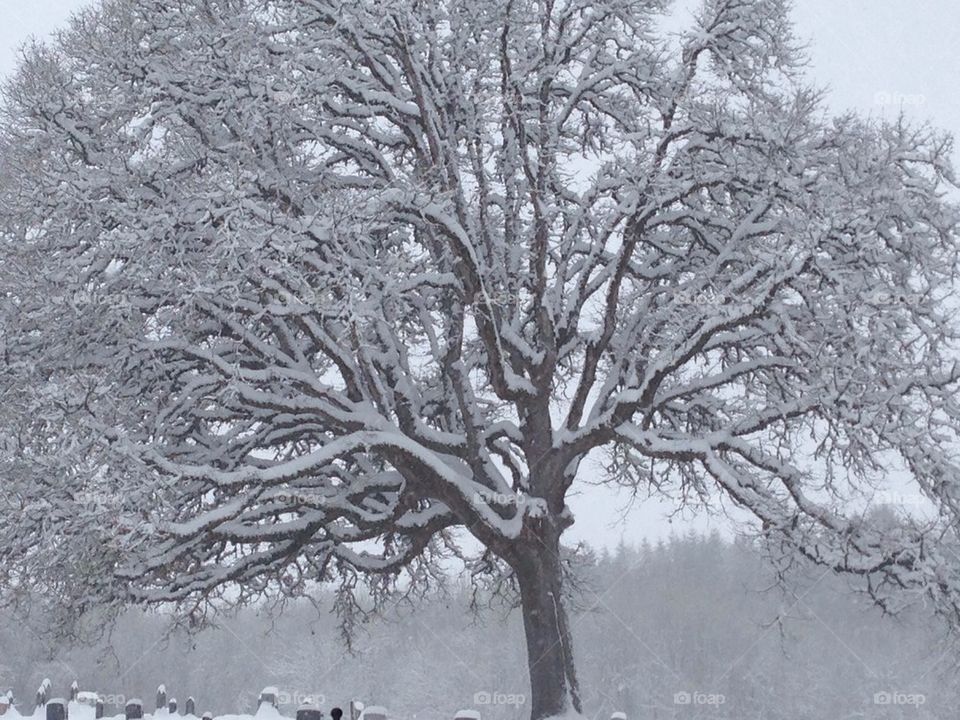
[[1, 702, 385, 720], [1, 692, 457, 720]]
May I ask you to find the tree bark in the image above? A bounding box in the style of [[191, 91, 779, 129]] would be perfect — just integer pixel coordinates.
[[512, 528, 582, 720]]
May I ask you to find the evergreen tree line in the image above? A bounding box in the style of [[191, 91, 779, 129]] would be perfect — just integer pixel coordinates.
[[2, 532, 956, 720]]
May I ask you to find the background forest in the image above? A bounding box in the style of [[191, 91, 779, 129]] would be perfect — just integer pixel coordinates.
[[2, 533, 955, 720]]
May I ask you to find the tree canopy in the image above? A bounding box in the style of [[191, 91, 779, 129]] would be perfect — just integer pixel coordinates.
[[1, 1, 959, 717]]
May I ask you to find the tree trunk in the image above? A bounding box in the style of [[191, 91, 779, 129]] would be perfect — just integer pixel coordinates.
[[513, 529, 582, 720]]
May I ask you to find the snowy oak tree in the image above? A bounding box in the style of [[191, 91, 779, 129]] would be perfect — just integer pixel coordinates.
[[2, 0, 960, 717]]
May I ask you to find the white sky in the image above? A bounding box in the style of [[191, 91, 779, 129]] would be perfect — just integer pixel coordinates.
[[1, 0, 957, 549]]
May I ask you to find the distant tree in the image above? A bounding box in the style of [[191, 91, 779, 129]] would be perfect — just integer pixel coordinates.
[[2, 0, 960, 717]]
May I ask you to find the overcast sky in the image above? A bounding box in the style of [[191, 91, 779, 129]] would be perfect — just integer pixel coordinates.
[[2, 0, 958, 142], [1, 0, 957, 549]]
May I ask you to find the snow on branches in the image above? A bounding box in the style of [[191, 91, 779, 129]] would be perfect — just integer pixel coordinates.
[[1, 0, 960, 697]]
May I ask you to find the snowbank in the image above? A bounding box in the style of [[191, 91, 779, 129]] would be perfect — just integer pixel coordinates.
[[68, 700, 97, 720]]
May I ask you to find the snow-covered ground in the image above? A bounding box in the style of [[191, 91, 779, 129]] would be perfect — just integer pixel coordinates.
[[3, 701, 339, 720]]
